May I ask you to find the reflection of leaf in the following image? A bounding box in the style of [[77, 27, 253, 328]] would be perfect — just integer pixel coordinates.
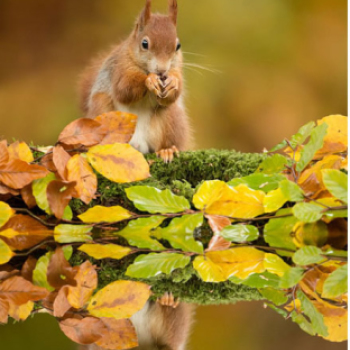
[[0, 202, 15, 228], [156, 214, 204, 254], [0, 239, 14, 264], [293, 221, 328, 247], [78, 205, 133, 224], [322, 264, 347, 299], [87, 281, 151, 319], [126, 186, 190, 214], [117, 216, 166, 251], [292, 203, 323, 223], [126, 253, 191, 278], [79, 244, 132, 260], [193, 256, 226, 282], [293, 246, 326, 266], [87, 144, 150, 184], [322, 170, 348, 204], [54, 225, 92, 244], [205, 214, 231, 234], [220, 224, 259, 243]]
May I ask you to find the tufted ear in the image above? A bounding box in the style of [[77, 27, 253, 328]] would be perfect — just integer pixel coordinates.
[[168, 0, 178, 25], [137, 0, 152, 31]]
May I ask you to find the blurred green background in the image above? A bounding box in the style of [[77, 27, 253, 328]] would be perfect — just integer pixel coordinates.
[[0, 0, 347, 349]]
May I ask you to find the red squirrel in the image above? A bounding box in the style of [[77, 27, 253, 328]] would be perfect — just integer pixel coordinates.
[[80, 0, 192, 162], [79, 1, 194, 349]]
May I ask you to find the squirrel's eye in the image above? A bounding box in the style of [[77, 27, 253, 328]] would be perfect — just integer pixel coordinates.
[[176, 42, 181, 51], [141, 39, 149, 50]]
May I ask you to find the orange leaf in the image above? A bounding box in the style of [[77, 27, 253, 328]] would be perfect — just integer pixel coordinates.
[[58, 118, 107, 146], [0, 140, 9, 165], [66, 154, 97, 204], [47, 180, 76, 219], [205, 214, 231, 234], [8, 300, 34, 321], [21, 256, 37, 282], [0, 215, 53, 251], [0, 299, 9, 324], [20, 184, 37, 208], [0, 159, 49, 190], [53, 145, 71, 180], [206, 235, 231, 252], [59, 317, 107, 345], [54, 286, 72, 317], [96, 318, 138, 350], [7, 141, 34, 163], [0, 184, 19, 196], [95, 111, 138, 145]]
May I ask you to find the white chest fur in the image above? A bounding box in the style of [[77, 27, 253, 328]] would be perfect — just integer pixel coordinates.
[[117, 97, 155, 154]]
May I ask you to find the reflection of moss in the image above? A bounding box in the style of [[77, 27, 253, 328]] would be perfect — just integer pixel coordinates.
[[70, 149, 266, 304]]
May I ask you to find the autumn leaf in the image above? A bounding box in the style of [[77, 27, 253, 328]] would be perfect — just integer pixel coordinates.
[[58, 118, 107, 146], [0, 140, 9, 165], [125, 253, 191, 279], [52, 144, 71, 179], [205, 215, 231, 234], [78, 205, 133, 224], [205, 235, 231, 252], [20, 184, 37, 209], [0, 159, 49, 189], [0, 239, 14, 264], [264, 253, 290, 277], [293, 221, 328, 247], [0, 202, 15, 228], [66, 154, 97, 204], [0, 299, 9, 324], [21, 256, 37, 282], [7, 141, 34, 163], [79, 244, 132, 260], [0, 215, 52, 251], [193, 255, 226, 282], [8, 300, 34, 322], [32, 172, 57, 214], [192, 180, 228, 210], [47, 180, 76, 219], [95, 111, 138, 145], [87, 144, 150, 183], [87, 280, 151, 319], [54, 224, 92, 244]]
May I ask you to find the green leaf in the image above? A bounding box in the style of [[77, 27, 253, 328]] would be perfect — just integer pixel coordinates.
[[155, 214, 204, 254], [32, 172, 56, 214], [125, 186, 190, 214], [32, 252, 54, 292], [322, 170, 348, 204], [294, 221, 328, 247], [125, 253, 191, 278], [193, 255, 226, 282], [264, 253, 290, 276], [233, 272, 281, 288], [267, 304, 288, 317], [0, 238, 14, 264], [264, 208, 297, 256], [116, 216, 166, 251], [279, 267, 305, 289], [263, 188, 288, 213], [228, 173, 285, 193], [219, 224, 259, 243], [62, 206, 73, 221], [255, 154, 289, 174], [322, 264, 347, 298], [279, 180, 304, 202], [259, 288, 288, 306], [297, 290, 328, 337], [291, 311, 316, 336], [62, 245, 73, 260], [296, 123, 328, 172], [293, 246, 326, 266], [54, 224, 92, 243], [292, 203, 323, 223]]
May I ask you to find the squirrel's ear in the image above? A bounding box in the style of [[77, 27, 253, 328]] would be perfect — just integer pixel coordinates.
[[137, 0, 151, 31], [168, 0, 178, 25]]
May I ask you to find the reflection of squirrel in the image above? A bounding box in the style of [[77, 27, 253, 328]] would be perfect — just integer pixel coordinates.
[[79, 1, 194, 349], [80, 0, 191, 162]]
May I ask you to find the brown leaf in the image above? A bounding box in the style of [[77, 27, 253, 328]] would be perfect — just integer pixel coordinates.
[[0, 275, 49, 306], [59, 317, 107, 345], [0, 215, 53, 251], [47, 180, 76, 219], [0, 140, 9, 165], [54, 286, 72, 317], [47, 248, 77, 290], [205, 214, 231, 234], [0, 183, 19, 196], [53, 145, 71, 180], [0, 159, 49, 190], [21, 256, 37, 282], [40, 148, 57, 173], [20, 184, 37, 209], [58, 118, 108, 147], [206, 235, 231, 252], [327, 218, 348, 249], [0, 265, 19, 281], [96, 318, 138, 350], [95, 111, 137, 145], [0, 298, 9, 324], [66, 154, 97, 204]]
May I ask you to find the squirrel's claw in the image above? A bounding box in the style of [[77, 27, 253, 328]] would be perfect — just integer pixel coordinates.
[[156, 146, 179, 163], [146, 73, 163, 97], [157, 292, 180, 308]]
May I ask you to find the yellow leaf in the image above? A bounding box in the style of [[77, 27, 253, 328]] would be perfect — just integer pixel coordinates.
[[322, 309, 347, 342], [87, 280, 151, 319], [86, 144, 150, 183], [316, 115, 348, 156], [0, 239, 14, 264], [206, 247, 265, 279], [206, 184, 265, 219], [0, 202, 15, 228], [7, 141, 34, 163], [264, 253, 290, 277], [8, 301, 34, 321], [66, 154, 97, 204], [78, 205, 133, 224], [79, 244, 132, 260], [193, 255, 226, 282], [193, 180, 228, 210], [263, 188, 287, 213], [341, 156, 347, 171]]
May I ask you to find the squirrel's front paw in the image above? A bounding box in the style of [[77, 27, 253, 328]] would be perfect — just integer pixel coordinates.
[[157, 292, 180, 308], [159, 75, 179, 99], [146, 73, 163, 98]]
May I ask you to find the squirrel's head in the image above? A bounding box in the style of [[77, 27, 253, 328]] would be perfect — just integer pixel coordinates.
[[131, 0, 181, 77]]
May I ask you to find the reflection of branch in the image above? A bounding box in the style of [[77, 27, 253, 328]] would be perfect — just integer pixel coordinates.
[[15, 238, 55, 257], [13, 208, 57, 227]]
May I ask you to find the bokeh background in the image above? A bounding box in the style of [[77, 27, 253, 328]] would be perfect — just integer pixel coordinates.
[[0, 0, 347, 349]]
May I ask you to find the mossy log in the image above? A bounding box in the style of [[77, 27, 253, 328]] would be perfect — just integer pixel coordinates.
[[71, 150, 267, 305]]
